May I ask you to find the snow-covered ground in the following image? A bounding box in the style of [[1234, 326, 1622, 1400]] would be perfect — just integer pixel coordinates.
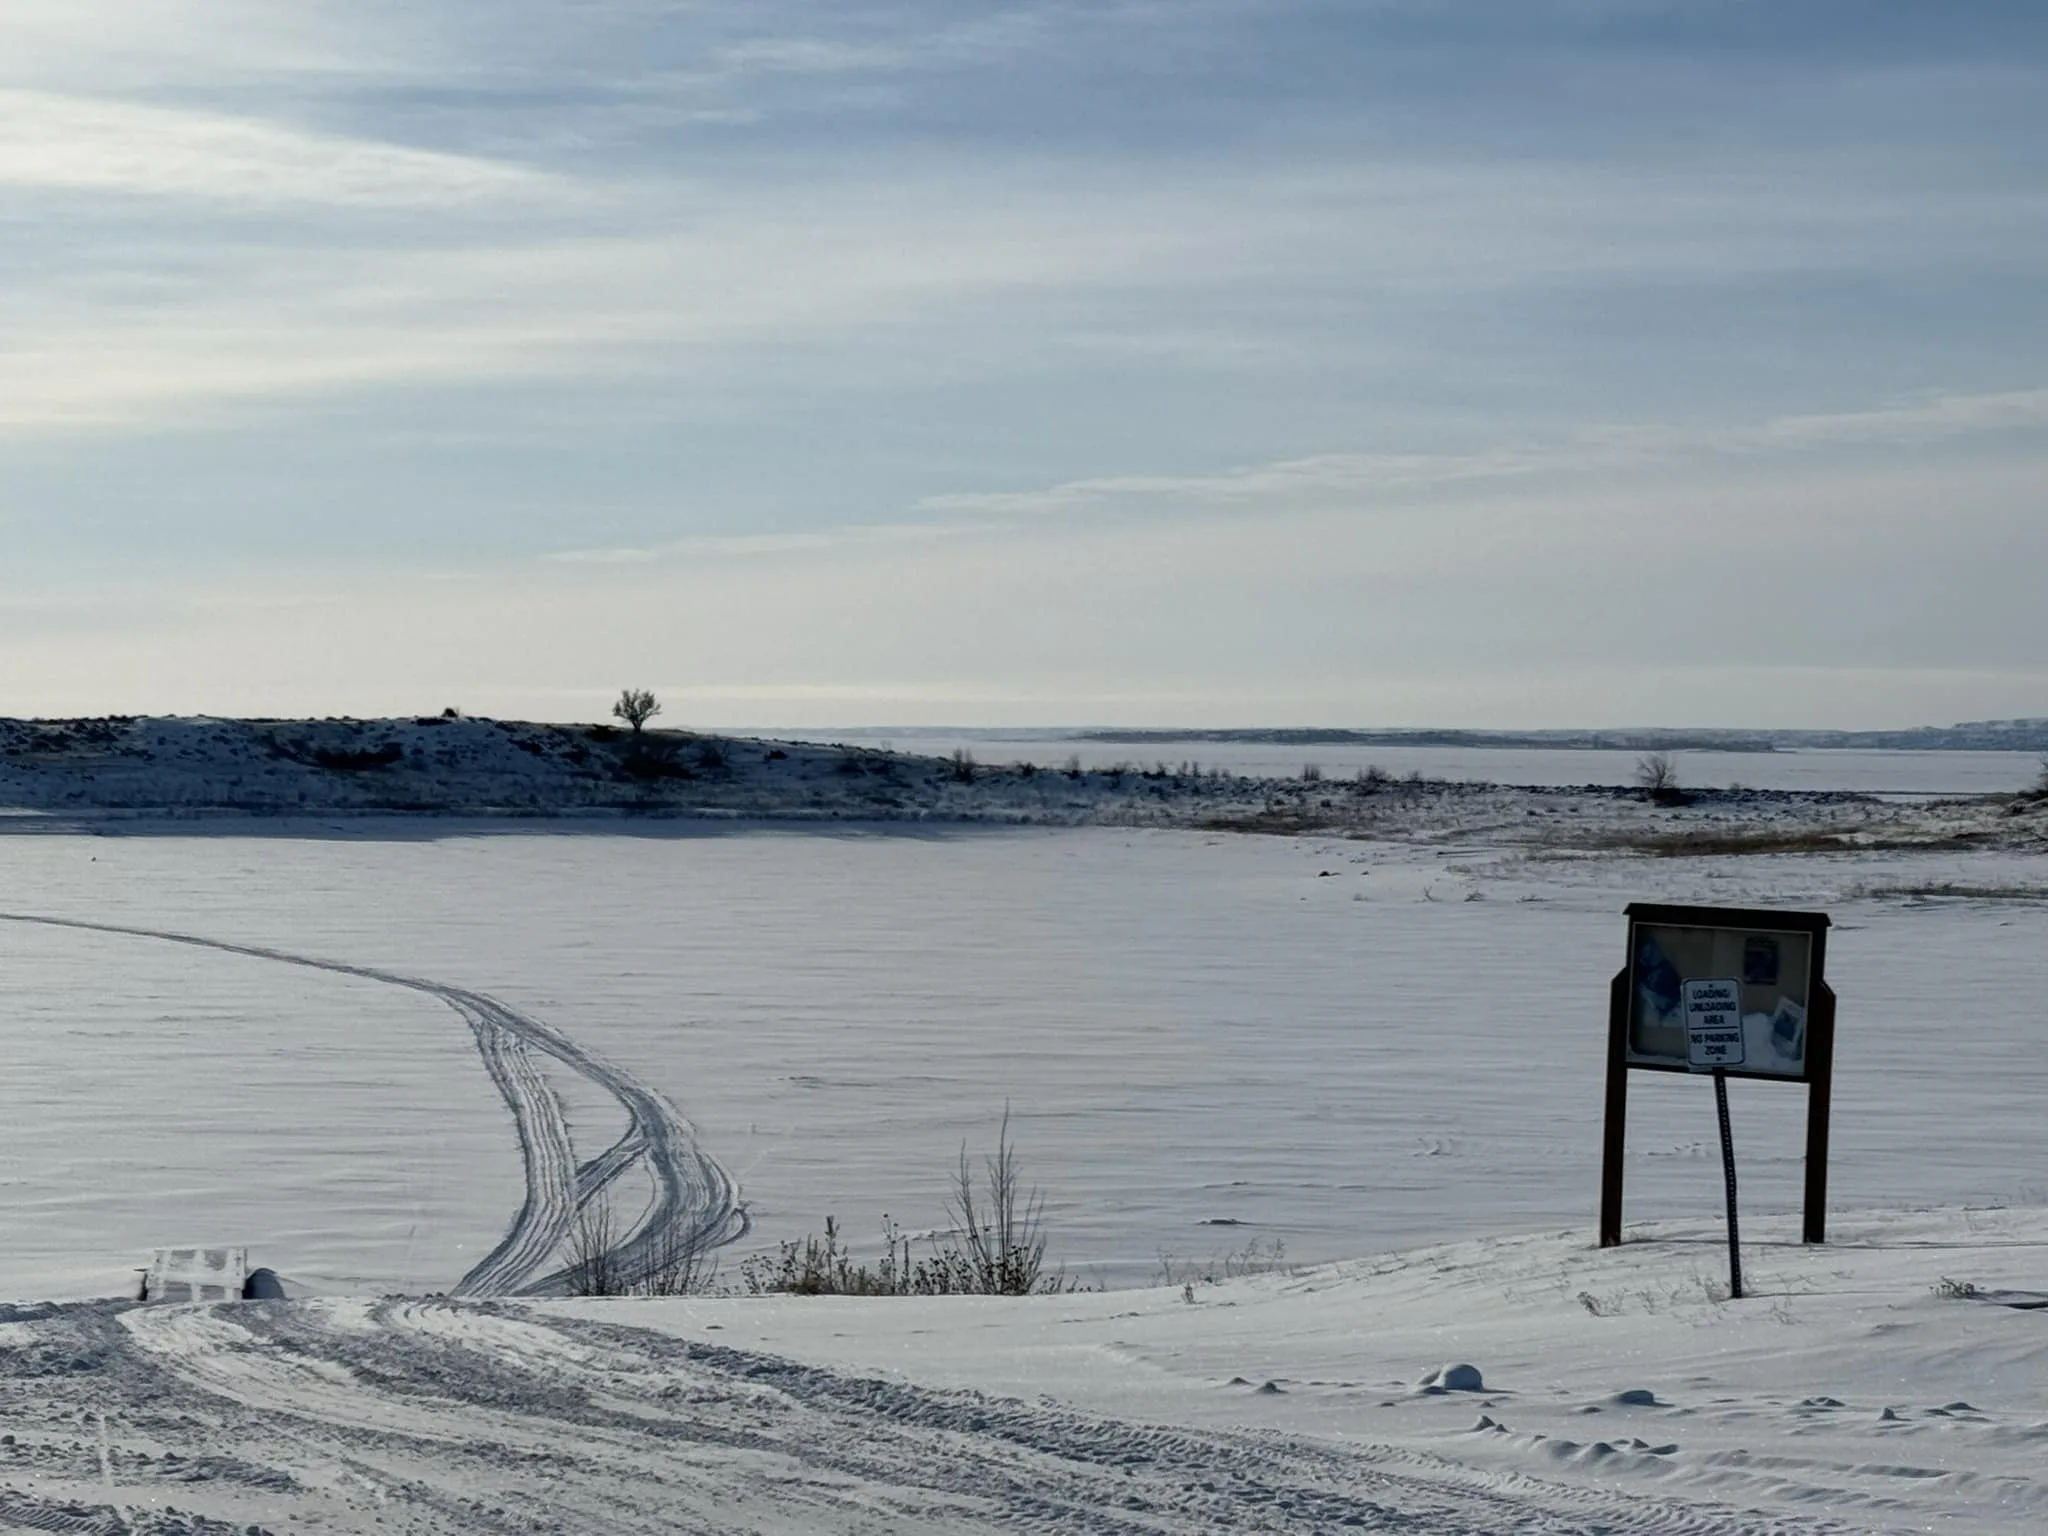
[[3, 744, 2045, 1531], [2, 1207, 2041, 1532]]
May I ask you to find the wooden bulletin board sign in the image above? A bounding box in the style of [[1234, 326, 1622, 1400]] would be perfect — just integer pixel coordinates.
[[1601, 903, 1838, 1248]]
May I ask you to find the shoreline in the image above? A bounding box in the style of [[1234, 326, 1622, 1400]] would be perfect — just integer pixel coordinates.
[[4, 713, 2043, 851]]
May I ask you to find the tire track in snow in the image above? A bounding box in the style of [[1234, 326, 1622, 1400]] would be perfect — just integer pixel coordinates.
[[0, 912, 746, 1297], [39, 1297, 1873, 1536]]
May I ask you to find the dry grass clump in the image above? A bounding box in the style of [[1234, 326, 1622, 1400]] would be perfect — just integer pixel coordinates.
[[1156, 1235, 1292, 1293], [565, 1200, 720, 1297], [1537, 824, 2003, 858], [1199, 810, 1337, 835], [741, 1109, 1071, 1297], [1851, 881, 2048, 904], [1537, 827, 1862, 857]]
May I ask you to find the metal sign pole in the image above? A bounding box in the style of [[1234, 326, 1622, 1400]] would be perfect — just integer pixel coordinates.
[[1712, 1068, 1744, 1301]]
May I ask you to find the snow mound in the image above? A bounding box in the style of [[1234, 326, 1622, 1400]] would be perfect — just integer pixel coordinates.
[[1417, 1361, 1484, 1392]]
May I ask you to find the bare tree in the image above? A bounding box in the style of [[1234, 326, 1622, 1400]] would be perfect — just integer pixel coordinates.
[[1635, 751, 1679, 798], [613, 688, 661, 734]]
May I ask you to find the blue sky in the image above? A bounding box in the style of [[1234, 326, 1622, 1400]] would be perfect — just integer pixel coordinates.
[[3, 0, 2045, 726]]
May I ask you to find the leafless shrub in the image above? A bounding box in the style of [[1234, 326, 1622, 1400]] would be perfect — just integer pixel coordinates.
[[948, 746, 976, 783], [566, 1198, 623, 1298], [1635, 751, 1684, 804], [1300, 763, 1323, 783], [741, 1108, 1066, 1297], [935, 1105, 1049, 1294], [637, 1222, 719, 1296], [612, 688, 661, 734], [566, 1197, 718, 1297], [1155, 1235, 1291, 1290]]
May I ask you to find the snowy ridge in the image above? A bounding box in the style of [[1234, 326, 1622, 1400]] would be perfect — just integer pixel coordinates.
[[3, 713, 2041, 848], [0, 913, 745, 1298]]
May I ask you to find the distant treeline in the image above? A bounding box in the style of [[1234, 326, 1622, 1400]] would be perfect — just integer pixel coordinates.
[[1074, 721, 2048, 753]]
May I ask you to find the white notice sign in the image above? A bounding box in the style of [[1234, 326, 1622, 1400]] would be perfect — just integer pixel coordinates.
[[1682, 977, 1746, 1070]]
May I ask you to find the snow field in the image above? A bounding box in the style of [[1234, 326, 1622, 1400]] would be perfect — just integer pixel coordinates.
[[0, 1208, 2039, 1533], [2, 820, 2045, 1532], [2, 825, 2045, 1299], [546, 1205, 2048, 1533]]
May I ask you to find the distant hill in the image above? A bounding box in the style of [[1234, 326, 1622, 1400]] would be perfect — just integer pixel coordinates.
[[1074, 720, 2048, 752]]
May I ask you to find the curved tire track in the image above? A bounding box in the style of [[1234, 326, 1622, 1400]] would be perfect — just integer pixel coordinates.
[[0, 1297, 1871, 1535], [0, 912, 746, 1296]]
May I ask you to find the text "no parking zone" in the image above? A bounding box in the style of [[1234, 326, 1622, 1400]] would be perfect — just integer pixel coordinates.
[[1682, 977, 1746, 1069]]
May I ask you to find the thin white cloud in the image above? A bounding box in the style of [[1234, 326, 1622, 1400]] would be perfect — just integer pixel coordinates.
[[0, 175, 1194, 433], [920, 450, 1547, 518], [915, 388, 2048, 522], [548, 523, 974, 564], [1, 134, 2039, 440], [1749, 389, 2048, 448], [0, 91, 548, 207], [514, 385, 2048, 572]]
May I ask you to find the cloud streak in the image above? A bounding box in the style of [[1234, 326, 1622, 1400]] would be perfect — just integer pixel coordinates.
[[913, 389, 2048, 523], [0, 90, 549, 207]]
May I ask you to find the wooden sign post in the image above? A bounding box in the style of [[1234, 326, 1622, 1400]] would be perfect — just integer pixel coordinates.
[[1600, 903, 1837, 1255]]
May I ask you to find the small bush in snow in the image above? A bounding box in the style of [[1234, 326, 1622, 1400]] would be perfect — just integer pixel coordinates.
[[741, 1109, 1066, 1297], [566, 1197, 719, 1297], [1155, 1235, 1291, 1290]]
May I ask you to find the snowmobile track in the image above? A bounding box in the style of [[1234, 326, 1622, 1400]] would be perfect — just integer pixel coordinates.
[[0, 912, 746, 1297]]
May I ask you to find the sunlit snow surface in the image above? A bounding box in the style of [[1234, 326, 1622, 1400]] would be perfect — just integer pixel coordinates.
[[3, 822, 2045, 1299]]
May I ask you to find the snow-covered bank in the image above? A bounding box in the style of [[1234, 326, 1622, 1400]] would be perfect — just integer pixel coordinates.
[[1, 1209, 2040, 1534], [5, 713, 2044, 850]]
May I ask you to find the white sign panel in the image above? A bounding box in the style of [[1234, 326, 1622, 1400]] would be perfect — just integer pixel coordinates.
[[1682, 977, 1746, 1070]]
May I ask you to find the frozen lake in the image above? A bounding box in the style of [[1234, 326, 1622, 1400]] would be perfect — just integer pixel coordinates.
[[3, 823, 2045, 1298], [762, 732, 2047, 797]]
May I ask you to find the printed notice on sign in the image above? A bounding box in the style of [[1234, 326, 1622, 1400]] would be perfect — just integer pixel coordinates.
[[1682, 977, 1746, 1070]]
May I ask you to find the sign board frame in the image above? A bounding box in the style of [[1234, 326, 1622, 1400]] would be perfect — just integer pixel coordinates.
[[1600, 903, 1837, 1248]]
